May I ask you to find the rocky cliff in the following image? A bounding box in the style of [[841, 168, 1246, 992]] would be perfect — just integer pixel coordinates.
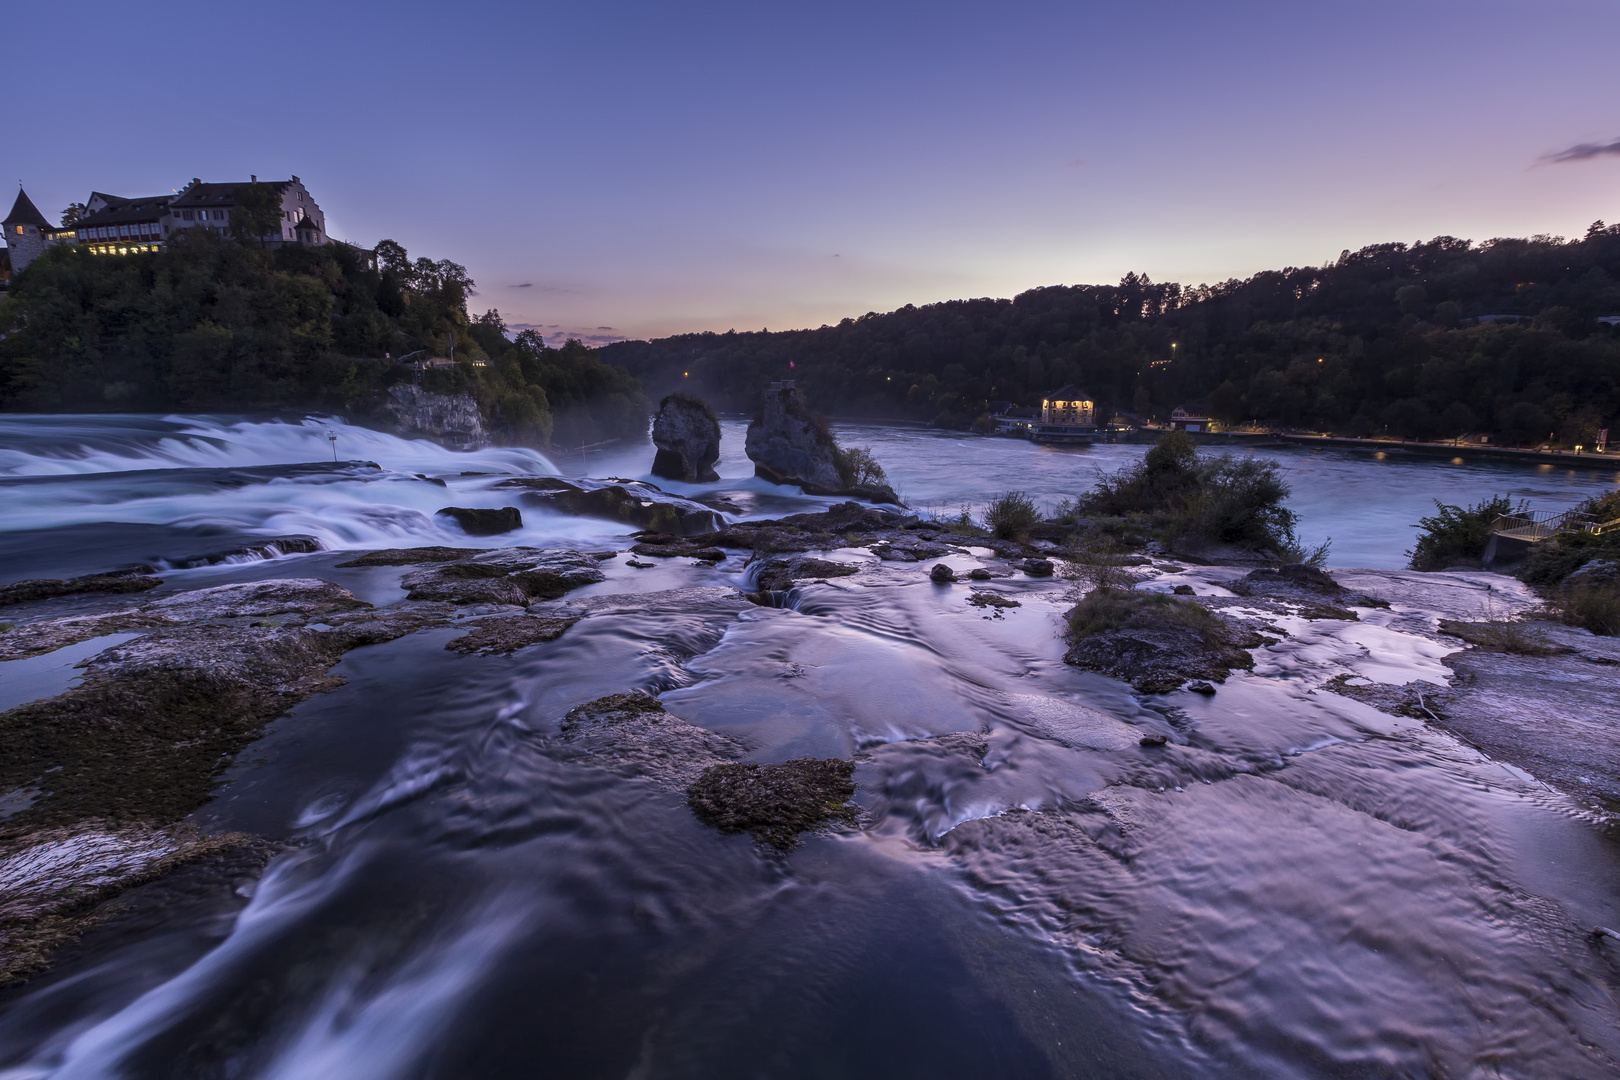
[[744, 384, 846, 493], [381, 385, 489, 448]]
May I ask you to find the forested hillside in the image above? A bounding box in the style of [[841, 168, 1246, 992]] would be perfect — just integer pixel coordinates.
[[0, 232, 646, 447], [603, 224, 1620, 445]]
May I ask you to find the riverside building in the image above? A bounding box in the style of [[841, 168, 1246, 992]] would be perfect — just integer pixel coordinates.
[[3, 176, 328, 273]]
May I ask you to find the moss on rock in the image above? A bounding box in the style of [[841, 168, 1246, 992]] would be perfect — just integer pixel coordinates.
[[686, 758, 858, 850]]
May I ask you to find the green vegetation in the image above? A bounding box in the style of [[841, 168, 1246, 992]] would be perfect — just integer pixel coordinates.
[[1065, 586, 1225, 642], [1078, 431, 1303, 553], [983, 490, 1040, 541], [1552, 584, 1620, 637], [833, 445, 887, 488], [1520, 490, 1620, 635], [602, 225, 1620, 440], [1406, 495, 1519, 571], [0, 232, 647, 447], [1410, 490, 1620, 636], [1437, 617, 1562, 655]]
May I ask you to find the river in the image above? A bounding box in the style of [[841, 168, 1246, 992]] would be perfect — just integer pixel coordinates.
[[1, 413, 1617, 1078]]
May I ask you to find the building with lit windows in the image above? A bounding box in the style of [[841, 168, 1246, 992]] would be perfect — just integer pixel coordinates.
[[1039, 385, 1096, 425], [3, 176, 329, 274], [74, 193, 175, 255]]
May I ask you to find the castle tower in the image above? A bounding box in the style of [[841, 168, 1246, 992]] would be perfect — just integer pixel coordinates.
[[3, 187, 52, 274]]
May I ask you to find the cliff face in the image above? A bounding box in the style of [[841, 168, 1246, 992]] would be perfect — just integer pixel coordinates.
[[382, 385, 489, 448], [745, 385, 845, 493]]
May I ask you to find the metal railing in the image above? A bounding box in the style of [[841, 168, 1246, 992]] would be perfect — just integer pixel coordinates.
[[1492, 509, 1596, 541]]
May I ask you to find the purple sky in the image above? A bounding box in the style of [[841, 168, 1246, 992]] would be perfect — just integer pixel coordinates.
[[9, 0, 1620, 344]]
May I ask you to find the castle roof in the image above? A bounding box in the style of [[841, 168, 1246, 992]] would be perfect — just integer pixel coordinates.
[[1044, 384, 1093, 401], [76, 196, 173, 228], [4, 188, 51, 229], [169, 179, 292, 210], [294, 212, 319, 229]]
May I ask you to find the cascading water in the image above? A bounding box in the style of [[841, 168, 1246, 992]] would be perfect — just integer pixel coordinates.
[[2, 414, 1619, 1078]]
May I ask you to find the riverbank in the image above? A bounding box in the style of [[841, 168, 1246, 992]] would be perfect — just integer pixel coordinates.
[[1117, 427, 1620, 473]]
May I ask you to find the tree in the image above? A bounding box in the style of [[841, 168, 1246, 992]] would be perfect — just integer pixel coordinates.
[[374, 239, 411, 279], [60, 202, 87, 227], [230, 182, 285, 247]]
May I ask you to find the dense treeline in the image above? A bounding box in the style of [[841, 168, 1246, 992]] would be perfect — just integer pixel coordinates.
[[0, 231, 647, 446], [602, 224, 1620, 445]]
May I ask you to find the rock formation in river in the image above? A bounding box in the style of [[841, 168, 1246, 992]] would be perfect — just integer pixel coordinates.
[[381, 385, 489, 448], [651, 394, 721, 483], [745, 383, 844, 493], [435, 506, 523, 536], [495, 476, 724, 536], [744, 383, 899, 503]]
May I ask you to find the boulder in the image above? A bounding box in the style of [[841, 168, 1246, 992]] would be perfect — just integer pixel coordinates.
[[400, 549, 606, 605], [1021, 558, 1055, 577], [436, 506, 523, 536], [651, 395, 722, 483], [930, 564, 957, 583], [687, 758, 859, 851], [0, 572, 161, 608], [382, 385, 489, 448], [744, 385, 900, 503], [495, 477, 723, 536], [1567, 558, 1620, 586], [745, 384, 845, 494]]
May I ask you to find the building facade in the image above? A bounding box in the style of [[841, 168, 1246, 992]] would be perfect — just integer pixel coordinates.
[[1169, 406, 1213, 433], [74, 194, 175, 255], [3, 176, 329, 274], [167, 176, 327, 246], [4, 188, 54, 273], [1040, 385, 1096, 425]]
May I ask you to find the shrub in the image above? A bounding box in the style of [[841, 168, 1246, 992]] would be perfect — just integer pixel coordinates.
[[983, 490, 1041, 541], [1554, 584, 1620, 636], [1065, 587, 1225, 642], [1081, 431, 1200, 516], [1193, 456, 1297, 549], [834, 445, 887, 488], [1061, 528, 1137, 592], [1407, 495, 1518, 571], [1438, 617, 1561, 655], [1278, 534, 1332, 568], [1077, 431, 1299, 553]]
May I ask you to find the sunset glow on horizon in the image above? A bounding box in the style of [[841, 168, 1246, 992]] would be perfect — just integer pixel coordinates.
[[9, 0, 1620, 344]]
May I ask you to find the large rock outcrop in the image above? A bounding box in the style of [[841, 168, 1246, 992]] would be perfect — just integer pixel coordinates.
[[495, 477, 724, 536], [382, 385, 489, 448], [651, 395, 721, 483], [745, 384, 845, 494]]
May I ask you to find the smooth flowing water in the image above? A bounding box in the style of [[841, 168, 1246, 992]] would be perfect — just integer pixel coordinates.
[[2, 414, 1618, 1078]]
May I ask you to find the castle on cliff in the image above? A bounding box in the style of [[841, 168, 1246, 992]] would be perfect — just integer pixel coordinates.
[[4, 176, 327, 274]]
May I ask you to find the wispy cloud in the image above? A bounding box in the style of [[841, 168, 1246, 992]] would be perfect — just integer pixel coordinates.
[[511, 282, 533, 288], [1064, 157, 1088, 169], [1542, 137, 1620, 163]]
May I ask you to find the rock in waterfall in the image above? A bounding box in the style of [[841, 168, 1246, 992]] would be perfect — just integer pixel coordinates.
[[651, 394, 722, 483]]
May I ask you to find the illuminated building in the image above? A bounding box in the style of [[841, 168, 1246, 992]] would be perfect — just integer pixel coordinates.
[[1040, 385, 1096, 425], [3, 177, 330, 273]]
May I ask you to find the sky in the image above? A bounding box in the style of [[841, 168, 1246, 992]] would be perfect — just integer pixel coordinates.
[[8, 0, 1620, 344]]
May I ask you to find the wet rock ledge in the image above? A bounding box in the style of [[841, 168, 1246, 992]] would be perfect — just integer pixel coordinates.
[[555, 694, 860, 851], [0, 549, 618, 984]]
